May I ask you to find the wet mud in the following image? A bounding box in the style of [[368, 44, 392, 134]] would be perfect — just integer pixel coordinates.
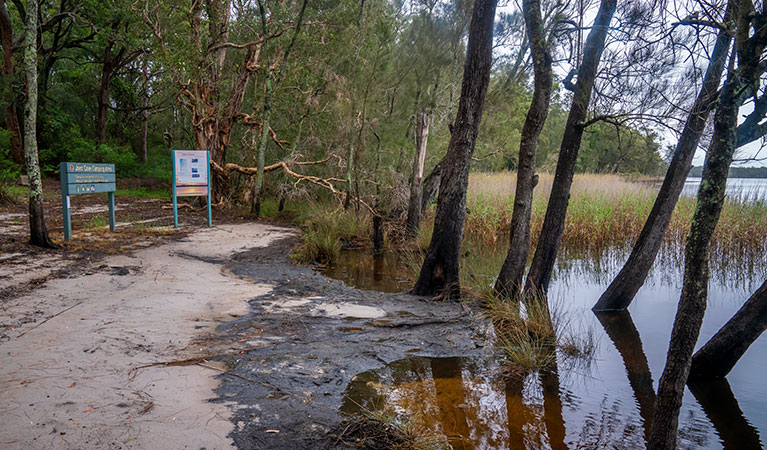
[[216, 237, 490, 449]]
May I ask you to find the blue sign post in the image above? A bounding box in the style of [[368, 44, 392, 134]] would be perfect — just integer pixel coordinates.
[[172, 150, 212, 228], [59, 162, 116, 241]]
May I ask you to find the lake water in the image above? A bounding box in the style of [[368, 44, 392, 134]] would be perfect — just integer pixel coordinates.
[[325, 250, 767, 449], [681, 177, 767, 201]]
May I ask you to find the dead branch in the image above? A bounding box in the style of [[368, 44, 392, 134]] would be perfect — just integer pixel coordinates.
[[210, 157, 377, 215], [128, 347, 267, 374], [17, 302, 83, 338]]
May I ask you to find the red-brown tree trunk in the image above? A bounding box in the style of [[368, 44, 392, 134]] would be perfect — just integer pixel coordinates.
[[0, 0, 23, 165]]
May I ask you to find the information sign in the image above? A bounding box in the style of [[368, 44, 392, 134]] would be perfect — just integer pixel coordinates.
[[59, 162, 116, 240], [172, 150, 212, 228]]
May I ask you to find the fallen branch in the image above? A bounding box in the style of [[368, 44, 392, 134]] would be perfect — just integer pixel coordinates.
[[17, 302, 83, 338], [128, 347, 266, 374]]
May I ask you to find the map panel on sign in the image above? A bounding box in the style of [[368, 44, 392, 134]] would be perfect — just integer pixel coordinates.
[[174, 150, 209, 186]]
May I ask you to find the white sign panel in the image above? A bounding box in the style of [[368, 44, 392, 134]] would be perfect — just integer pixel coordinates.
[[174, 150, 209, 186]]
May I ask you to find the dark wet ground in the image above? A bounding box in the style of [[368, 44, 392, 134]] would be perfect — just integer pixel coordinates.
[[215, 237, 490, 449]]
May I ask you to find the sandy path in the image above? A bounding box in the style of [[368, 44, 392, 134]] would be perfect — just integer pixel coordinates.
[[0, 223, 291, 449]]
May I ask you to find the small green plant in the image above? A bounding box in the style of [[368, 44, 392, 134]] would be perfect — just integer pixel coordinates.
[[339, 410, 448, 450], [87, 214, 108, 228]]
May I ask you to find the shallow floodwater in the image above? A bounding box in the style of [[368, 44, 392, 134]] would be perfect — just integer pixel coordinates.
[[328, 251, 767, 449]]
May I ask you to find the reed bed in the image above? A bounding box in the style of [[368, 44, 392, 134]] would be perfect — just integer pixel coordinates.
[[464, 172, 767, 270]]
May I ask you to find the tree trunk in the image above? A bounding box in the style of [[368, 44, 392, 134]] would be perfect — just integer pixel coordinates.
[[96, 43, 113, 146], [494, 0, 553, 299], [0, 0, 22, 165], [252, 73, 272, 218], [593, 10, 733, 311], [411, 0, 497, 299], [523, 0, 616, 297], [405, 111, 430, 238], [23, 0, 56, 249], [421, 159, 442, 212], [688, 278, 767, 380], [139, 58, 149, 163], [647, 12, 767, 444]]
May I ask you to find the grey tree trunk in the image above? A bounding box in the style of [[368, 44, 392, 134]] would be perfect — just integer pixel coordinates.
[[524, 0, 617, 297], [689, 278, 767, 380], [593, 8, 734, 311], [23, 0, 57, 249], [405, 112, 430, 238], [494, 0, 553, 299], [421, 160, 442, 212], [411, 0, 497, 299], [648, 11, 767, 446]]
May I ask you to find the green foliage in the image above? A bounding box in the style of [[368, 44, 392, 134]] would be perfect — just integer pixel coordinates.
[[0, 130, 21, 181], [295, 202, 371, 265]]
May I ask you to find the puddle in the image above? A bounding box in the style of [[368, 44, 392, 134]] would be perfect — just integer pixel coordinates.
[[320, 249, 413, 293], [341, 356, 573, 450]]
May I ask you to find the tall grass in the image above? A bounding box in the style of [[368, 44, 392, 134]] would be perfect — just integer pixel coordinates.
[[294, 202, 371, 265], [464, 172, 767, 270]]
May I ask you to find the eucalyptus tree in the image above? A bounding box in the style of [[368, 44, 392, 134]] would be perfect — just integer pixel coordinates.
[[404, 0, 470, 237], [139, 0, 267, 201], [594, 1, 735, 311], [494, 0, 555, 299], [648, 2, 767, 446], [90, 1, 146, 146], [411, 0, 497, 299], [0, 0, 22, 165], [523, 0, 617, 297]]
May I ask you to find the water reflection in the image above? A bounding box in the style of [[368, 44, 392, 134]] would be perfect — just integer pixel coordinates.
[[595, 311, 655, 441], [342, 356, 593, 449], [320, 250, 412, 293], [688, 379, 763, 449], [330, 247, 767, 448]]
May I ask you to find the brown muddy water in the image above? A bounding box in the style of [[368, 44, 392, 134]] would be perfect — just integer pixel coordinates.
[[323, 249, 767, 449]]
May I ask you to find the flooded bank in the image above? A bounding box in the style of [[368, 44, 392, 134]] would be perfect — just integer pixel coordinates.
[[328, 249, 767, 449]]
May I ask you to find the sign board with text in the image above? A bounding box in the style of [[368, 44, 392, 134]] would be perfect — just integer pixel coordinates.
[[172, 150, 212, 227], [59, 162, 116, 240]]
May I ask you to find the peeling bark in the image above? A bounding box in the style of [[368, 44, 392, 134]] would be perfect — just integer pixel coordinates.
[[405, 111, 430, 238]]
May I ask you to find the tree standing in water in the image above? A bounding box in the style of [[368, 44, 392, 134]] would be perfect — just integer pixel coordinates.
[[523, 0, 617, 297], [494, 0, 553, 299], [412, 0, 497, 299], [648, 2, 767, 447]]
